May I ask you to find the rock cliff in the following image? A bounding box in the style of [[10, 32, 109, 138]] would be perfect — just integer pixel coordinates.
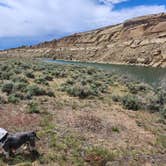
[[1, 13, 166, 67]]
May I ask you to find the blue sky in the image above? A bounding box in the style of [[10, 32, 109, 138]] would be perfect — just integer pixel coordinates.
[[0, 0, 165, 50]]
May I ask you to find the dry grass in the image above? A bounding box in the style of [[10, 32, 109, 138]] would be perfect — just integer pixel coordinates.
[[0, 59, 165, 165]]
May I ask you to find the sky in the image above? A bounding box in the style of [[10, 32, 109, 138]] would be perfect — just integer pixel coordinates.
[[0, 0, 165, 50]]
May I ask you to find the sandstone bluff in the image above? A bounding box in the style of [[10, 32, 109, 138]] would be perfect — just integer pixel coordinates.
[[1, 13, 166, 67]]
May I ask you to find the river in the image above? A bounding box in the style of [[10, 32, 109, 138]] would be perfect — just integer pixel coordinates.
[[44, 59, 166, 87]]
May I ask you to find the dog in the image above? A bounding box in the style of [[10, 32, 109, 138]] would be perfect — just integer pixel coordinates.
[[1, 131, 40, 158]]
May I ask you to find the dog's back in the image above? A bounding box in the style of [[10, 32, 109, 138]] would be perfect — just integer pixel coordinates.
[[3, 134, 27, 151], [2, 131, 38, 152]]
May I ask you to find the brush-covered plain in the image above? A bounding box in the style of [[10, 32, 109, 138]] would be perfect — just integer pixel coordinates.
[[0, 58, 165, 166]]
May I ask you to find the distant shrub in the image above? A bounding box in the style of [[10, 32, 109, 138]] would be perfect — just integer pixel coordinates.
[[32, 65, 45, 71], [44, 75, 53, 81], [52, 70, 67, 78], [20, 63, 30, 70], [122, 95, 140, 111], [86, 67, 97, 75], [26, 85, 47, 97], [111, 126, 120, 133], [8, 94, 20, 104], [128, 83, 149, 94], [0, 65, 9, 71], [157, 90, 166, 105], [46, 90, 55, 97], [11, 76, 28, 83], [1, 82, 14, 94], [112, 95, 121, 102], [13, 61, 22, 66], [35, 77, 48, 85], [13, 92, 25, 100], [14, 82, 28, 92], [0, 71, 13, 80], [61, 74, 108, 99], [146, 90, 166, 114], [13, 68, 22, 74], [25, 71, 35, 79], [28, 101, 40, 114], [148, 96, 161, 112], [62, 82, 96, 99], [160, 105, 166, 119]]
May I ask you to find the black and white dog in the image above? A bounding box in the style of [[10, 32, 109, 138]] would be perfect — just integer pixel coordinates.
[[0, 131, 40, 158]]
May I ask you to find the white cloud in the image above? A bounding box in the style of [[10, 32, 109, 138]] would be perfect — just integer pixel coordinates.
[[0, 0, 165, 38], [100, 0, 128, 4]]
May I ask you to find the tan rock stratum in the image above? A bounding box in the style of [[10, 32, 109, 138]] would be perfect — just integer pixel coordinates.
[[1, 13, 166, 67]]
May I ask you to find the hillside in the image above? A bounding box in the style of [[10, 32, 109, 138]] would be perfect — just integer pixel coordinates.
[[0, 13, 166, 67], [0, 58, 166, 165]]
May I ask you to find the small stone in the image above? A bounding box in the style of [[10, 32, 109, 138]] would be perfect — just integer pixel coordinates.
[[105, 161, 119, 166], [162, 54, 166, 60]]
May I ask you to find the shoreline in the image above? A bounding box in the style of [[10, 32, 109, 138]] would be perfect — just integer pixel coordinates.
[[44, 58, 158, 69]]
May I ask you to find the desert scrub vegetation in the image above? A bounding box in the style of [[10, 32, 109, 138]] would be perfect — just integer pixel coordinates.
[[60, 70, 111, 98], [122, 95, 141, 111], [0, 60, 55, 104], [27, 101, 40, 114], [0, 58, 166, 119], [0, 58, 166, 165], [111, 80, 166, 118]]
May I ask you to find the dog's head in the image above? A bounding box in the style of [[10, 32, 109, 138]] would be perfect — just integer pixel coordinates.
[[27, 131, 40, 147], [29, 131, 40, 141]]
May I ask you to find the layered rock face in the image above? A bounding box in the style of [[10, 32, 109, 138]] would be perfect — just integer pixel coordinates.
[[1, 13, 166, 67]]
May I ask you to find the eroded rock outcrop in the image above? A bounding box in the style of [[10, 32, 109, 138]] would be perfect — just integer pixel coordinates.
[[0, 13, 166, 67]]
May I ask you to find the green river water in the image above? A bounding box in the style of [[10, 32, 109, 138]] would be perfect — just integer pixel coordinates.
[[44, 59, 166, 87]]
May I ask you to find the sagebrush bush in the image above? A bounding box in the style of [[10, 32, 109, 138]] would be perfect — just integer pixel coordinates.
[[112, 95, 121, 102], [28, 101, 40, 113], [46, 90, 55, 97], [148, 96, 161, 112], [43, 75, 53, 81], [35, 77, 48, 85], [1, 82, 14, 94], [11, 75, 28, 83], [65, 83, 94, 99], [157, 90, 166, 105], [26, 85, 47, 97], [122, 95, 140, 111], [128, 83, 149, 94], [53, 70, 67, 78], [8, 94, 20, 104], [61, 71, 109, 99], [25, 71, 35, 79], [14, 82, 28, 92], [0, 71, 13, 80], [13, 68, 22, 74], [0, 65, 9, 71], [160, 105, 166, 119], [20, 63, 30, 70]]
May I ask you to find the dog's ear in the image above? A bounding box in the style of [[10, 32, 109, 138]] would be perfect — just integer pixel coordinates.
[[32, 131, 40, 140], [32, 131, 36, 135]]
